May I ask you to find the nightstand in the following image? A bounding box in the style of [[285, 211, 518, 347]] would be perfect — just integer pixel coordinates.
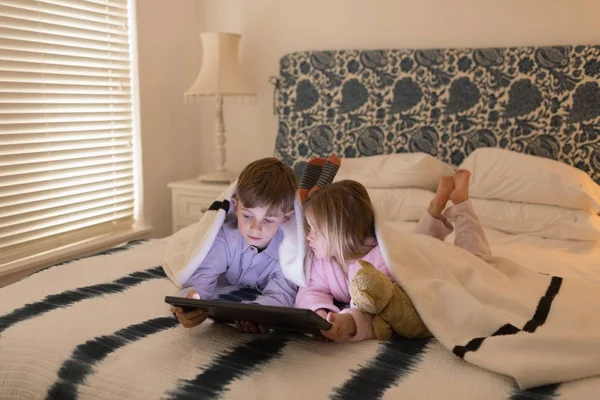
[[167, 179, 230, 233]]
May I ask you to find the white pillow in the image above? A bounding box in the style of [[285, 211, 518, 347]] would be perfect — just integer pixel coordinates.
[[471, 198, 600, 241], [460, 148, 600, 212], [335, 153, 455, 191], [368, 188, 432, 222]]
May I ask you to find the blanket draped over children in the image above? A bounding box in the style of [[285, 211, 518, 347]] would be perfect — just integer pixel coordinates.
[[375, 217, 600, 389], [164, 187, 600, 390]]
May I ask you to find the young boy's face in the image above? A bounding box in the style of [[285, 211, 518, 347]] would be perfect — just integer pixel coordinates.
[[232, 198, 292, 250]]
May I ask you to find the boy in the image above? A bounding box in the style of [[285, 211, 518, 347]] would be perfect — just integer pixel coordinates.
[[170, 157, 299, 333]]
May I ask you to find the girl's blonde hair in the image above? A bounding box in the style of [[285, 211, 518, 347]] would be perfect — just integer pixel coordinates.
[[305, 180, 376, 267]]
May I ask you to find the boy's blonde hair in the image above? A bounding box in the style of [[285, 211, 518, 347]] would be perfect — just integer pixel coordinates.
[[305, 180, 376, 266], [236, 157, 298, 214]]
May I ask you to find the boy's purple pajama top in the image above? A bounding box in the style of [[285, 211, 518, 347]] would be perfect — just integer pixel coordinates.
[[178, 217, 298, 307]]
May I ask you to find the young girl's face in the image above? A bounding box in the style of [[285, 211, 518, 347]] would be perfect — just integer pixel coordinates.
[[305, 211, 328, 260]]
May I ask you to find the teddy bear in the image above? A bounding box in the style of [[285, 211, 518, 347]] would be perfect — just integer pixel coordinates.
[[349, 260, 432, 340]]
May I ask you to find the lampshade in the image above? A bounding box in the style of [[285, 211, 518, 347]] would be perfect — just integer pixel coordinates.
[[185, 32, 254, 101]]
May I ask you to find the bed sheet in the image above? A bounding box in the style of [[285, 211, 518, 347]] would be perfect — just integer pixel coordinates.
[[1, 229, 599, 399]]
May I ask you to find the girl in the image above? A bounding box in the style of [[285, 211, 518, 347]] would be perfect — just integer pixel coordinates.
[[295, 169, 491, 342]]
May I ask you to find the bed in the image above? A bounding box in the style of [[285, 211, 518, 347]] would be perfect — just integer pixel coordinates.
[[2, 45, 600, 400]]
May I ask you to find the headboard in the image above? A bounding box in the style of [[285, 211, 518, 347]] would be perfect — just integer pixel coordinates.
[[273, 45, 600, 184]]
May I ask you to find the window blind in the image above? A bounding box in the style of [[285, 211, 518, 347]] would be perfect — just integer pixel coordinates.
[[0, 0, 136, 266]]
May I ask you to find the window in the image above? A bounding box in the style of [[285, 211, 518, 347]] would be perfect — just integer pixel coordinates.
[[0, 0, 142, 271]]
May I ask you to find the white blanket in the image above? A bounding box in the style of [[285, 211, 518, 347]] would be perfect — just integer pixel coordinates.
[[376, 218, 600, 389]]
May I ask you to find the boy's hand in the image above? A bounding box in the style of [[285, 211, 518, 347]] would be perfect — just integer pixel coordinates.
[[170, 290, 208, 328], [320, 312, 356, 341], [235, 320, 270, 334]]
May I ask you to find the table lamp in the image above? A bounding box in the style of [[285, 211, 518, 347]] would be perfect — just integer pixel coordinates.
[[185, 32, 255, 183]]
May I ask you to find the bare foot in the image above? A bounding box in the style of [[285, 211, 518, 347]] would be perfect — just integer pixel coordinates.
[[450, 169, 471, 205], [428, 176, 454, 218]]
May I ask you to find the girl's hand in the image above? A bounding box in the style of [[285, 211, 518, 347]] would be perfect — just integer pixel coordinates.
[[320, 312, 357, 341], [312, 333, 332, 342], [235, 320, 270, 334], [312, 309, 332, 341], [170, 290, 208, 328]]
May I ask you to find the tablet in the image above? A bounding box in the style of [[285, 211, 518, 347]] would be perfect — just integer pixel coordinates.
[[165, 296, 332, 334]]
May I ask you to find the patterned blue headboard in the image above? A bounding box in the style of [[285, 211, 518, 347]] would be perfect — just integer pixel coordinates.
[[273, 46, 600, 184]]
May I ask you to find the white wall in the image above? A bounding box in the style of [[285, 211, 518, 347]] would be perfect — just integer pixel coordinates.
[[198, 0, 600, 174], [136, 0, 214, 237], [137, 0, 600, 238]]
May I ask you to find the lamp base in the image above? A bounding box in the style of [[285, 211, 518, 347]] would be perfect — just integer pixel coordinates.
[[197, 169, 237, 184]]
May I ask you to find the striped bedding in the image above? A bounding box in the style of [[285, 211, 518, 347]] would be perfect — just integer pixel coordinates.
[[1, 239, 599, 400]]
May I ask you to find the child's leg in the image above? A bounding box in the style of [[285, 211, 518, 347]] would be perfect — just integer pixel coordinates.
[[298, 157, 325, 202], [444, 169, 492, 257], [308, 154, 341, 198], [413, 176, 455, 241]]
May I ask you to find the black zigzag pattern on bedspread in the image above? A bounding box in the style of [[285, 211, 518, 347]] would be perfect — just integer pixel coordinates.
[[44, 288, 261, 400], [453, 276, 563, 358], [0, 266, 166, 335], [510, 383, 561, 400], [166, 332, 293, 400], [46, 317, 179, 400], [331, 336, 431, 400]]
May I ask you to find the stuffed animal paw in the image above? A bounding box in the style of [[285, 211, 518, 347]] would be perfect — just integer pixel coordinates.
[[350, 260, 431, 340]]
